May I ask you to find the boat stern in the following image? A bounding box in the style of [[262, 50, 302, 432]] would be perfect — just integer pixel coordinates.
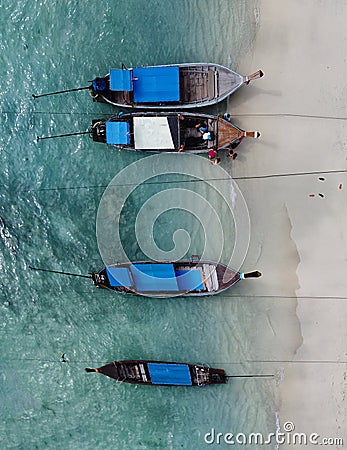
[[91, 271, 105, 288], [89, 77, 108, 100], [209, 369, 227, 384], [90, 119, 107, 143]]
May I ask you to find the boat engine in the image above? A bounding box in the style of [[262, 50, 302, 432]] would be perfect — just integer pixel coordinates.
[[92, 77, 107, 92]]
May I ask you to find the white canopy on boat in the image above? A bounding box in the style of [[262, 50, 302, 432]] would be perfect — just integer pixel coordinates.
[[133, 116, 175, 150]]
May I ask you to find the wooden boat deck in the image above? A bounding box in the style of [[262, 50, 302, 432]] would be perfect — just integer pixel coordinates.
[[217, 65, 243, 97], [216, 118, 243, 148], [179, 65, 218, 104], [179, 64, 242, 104], [216, 264, 240, 288]]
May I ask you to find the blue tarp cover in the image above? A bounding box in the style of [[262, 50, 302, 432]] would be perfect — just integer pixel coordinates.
[[106, 121, 130, 145], [148, 363, 192, 385], [133, 66, 180, 103], [175, 269, 204, 291], [109, 69, 133, 91], [130, 263, 179, 292], [106, 267, 132, 287]]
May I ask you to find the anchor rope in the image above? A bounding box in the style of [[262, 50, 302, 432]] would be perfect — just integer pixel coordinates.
[[1, 110, 347, 120], [0, 168, 344, 195]]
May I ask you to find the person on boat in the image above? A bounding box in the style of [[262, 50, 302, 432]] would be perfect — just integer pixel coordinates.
[[179, 114, 202, 129], [178, 136, 204, 152], [198, 123, 208, 133], [179, 115, 209, 132], [202, 131, 214, 141]]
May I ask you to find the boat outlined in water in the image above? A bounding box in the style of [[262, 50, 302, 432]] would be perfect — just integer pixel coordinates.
[[90, 112, 260, 153], [92, 260, 261, 297], [85, 359, 273, 387], [85, 360, 227, 386], [36, 112, 260, 154], [32, 63, 264, 109], [89, 64, 264, 108], [29, 259, 261, 297]]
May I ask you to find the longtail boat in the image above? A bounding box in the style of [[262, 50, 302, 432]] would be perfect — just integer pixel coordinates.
[[85, 360, 226, 386], [32, 63, 264, 109], [90, 112, 260, 153], [29, 259, 261, 297], [92, 260, 261, 297]]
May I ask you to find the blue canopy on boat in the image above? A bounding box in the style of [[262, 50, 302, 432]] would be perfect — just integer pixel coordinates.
[[106, 267, 132, 287], [109, 69, 133, 91], [148, 363, 192, 386], [106, 121, 131, 145], [130, 263, 179, 292], [175, 269, 204, 291], [133, 66, 180, 103]]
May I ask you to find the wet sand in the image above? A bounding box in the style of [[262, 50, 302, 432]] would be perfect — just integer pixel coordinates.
[[228, 0, 347, 446]]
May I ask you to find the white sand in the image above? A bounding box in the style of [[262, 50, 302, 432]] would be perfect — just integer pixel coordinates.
[[228, 0, 347, 446]]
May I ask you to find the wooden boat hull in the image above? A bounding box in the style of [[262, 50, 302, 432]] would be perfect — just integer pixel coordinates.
[[90, 111, 260, 153], [91, 260, 243, 297], [89, 63, 263, 109], [29, 262, 260, 297], [85, 360, 227, 386]]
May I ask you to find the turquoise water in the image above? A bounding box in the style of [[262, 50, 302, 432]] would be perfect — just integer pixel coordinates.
[[0, 1, 278, 449]]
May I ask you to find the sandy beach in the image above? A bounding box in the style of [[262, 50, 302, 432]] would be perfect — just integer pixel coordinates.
[[229, 0, 347, 447]]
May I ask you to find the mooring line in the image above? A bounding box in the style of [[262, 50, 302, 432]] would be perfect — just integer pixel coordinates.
[[0, 110, 112, 116], [10, 168, 346, 194], [231, 112, 347, 121], [1, 111, 347, 120]]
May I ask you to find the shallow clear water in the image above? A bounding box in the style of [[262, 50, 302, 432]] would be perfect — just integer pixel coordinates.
[[0, 1, 279, 449]]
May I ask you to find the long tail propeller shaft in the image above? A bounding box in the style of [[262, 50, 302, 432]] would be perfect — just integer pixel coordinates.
[[29, 266, 91, 279], [32, 86, 90, 99]]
